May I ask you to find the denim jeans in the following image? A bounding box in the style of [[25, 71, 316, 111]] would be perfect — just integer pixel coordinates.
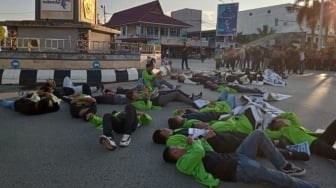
[[217, 89, 237, 109], [0, 99, 15, 110], [153, 79, 174, 90], [236, 130, 319, 188]]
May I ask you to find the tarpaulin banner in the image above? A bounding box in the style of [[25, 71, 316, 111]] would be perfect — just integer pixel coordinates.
[[216, 3, 239, 36]]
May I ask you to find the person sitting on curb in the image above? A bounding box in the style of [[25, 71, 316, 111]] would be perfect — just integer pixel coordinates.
[[0, 86, 61, 115], [162, 130, 319, 188], [153, 128, 309, 161], [266, 112, 336, 161], [88, 104, 151, 149], [136, 58, 181, 92]]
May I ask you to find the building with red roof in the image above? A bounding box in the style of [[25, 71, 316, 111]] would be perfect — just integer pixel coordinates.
[[105, 0, 191, 44]]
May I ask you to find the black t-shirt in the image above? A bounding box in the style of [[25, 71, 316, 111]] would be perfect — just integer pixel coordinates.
[[14, 98, 59, 115], [202, 151, 238, 182], [182, 112, 221, 122], [207, 132, 247, 153]]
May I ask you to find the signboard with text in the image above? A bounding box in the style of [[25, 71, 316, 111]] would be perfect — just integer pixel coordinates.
[[216, 3, 239, 36], [41, 0, 72, 12]]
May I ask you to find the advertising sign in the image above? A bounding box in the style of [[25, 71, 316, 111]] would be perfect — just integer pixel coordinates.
[[216, 3, 239, 36], [41, 0, 72, 11]]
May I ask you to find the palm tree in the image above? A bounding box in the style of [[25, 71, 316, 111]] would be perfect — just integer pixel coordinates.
[[295, 0, 320, 47], [322, 0, 336, 46], [295, 0, 336, 47], [256, 25, 276, 37]]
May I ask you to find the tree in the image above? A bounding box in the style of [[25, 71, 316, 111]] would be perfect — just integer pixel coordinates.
[[295, 0, 320, 47], [294, 0, 336, 47], [322, 0, 336, 46], [256, 25, 276, 37], [0, 26, 5, 46], [235, 32, 250, 44]]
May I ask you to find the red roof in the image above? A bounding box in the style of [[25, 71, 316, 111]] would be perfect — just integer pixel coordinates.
[[105, 1, 191, 27]]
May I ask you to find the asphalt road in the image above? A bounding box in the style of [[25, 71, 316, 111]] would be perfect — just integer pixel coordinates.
[[0, 58, 336, 188]]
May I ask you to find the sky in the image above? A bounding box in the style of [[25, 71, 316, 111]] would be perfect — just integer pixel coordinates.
[[0, 0, 294, 30]]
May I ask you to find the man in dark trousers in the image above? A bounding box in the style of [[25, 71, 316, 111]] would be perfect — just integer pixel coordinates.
[[163, 130, 319, 188], [181, 42, 190, 70], [99, 104, 139, 150]]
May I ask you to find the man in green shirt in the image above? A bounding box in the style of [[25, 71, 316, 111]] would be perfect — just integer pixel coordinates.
[[163, 130, 318, 188], [266, 112, 336, 160], [136, 59, 180, 92]]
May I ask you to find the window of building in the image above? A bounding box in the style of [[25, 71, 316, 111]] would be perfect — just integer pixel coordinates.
[[141, 26, 145, 35], [120, 26, 127, 36], [275, 18, 278, 26], [147, 26, 158, 36], [286, 6, 294, 13], [249, 13, 253, 16], [160, 27, 169, 37], [267, 10, 271, 14], [170, 27, 180, 37]]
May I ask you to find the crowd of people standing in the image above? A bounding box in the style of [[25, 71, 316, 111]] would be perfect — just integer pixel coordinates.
[[173, 43, 336, 77]]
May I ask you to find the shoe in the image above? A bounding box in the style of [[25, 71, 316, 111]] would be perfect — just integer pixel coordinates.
[[290, 151, 310, 161], [99, 135, 117, 150], [96, 83, 105, 93], [240, 95, 250, 104], [151, 87, 159, 99], [281, 163, 306, 176], [61, 96, 71, 103], [18, 91, 28, 97], [189, 93, 195, 101], [174, 85, 181, 90], [194, 92, 203, 100], [120, 134, 131, 147]]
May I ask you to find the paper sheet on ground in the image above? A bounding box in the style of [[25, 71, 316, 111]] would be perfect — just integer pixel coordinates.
[[188, 128, 209, 139], [263, 69, 286, 87], [263, 92, 292, 101], [193, 99, 210, 108], [286, 142, 311, 156]]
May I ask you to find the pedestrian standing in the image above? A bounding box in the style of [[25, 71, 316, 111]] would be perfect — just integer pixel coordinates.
[[181, 42, 190, 70], [214, 45, 223, 70], [299, 47, 305, 75]]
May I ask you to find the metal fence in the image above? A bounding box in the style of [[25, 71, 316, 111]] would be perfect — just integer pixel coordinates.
[[0, 37, 161, 54]]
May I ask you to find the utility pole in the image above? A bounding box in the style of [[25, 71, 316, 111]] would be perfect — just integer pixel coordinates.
[[317, 0, 324, 51], [101, 5, 106, 24]]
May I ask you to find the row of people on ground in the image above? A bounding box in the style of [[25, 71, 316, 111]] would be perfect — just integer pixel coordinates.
[[152, 90, 335, 187], [0, 60, 335, 187]]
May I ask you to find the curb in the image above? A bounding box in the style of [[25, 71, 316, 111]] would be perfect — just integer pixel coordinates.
[[0, 66, 172, 85]]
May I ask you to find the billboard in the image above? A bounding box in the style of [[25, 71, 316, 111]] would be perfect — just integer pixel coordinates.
[[216, 3, 239, 36], [41, 0, 72, 12]]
